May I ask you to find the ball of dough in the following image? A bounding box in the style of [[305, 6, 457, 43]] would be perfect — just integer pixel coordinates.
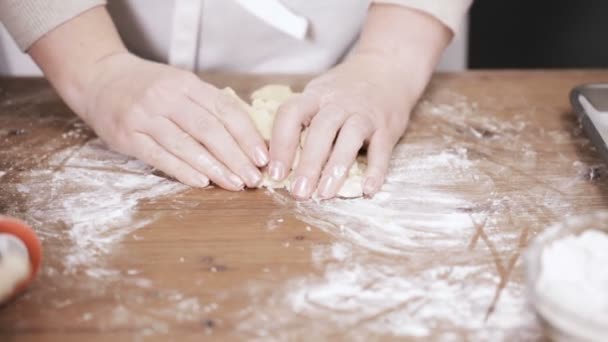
[[223, 85, 366, 198]]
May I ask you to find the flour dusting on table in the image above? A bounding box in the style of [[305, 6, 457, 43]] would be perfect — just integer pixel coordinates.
[[1, 82, 599, 340], [3, 136, 206, 338], [14, 139, 187, 272], [237, 90, 584, 340]]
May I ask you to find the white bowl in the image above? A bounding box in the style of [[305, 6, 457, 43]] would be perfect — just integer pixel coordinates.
[[525, 212, 608, 342]]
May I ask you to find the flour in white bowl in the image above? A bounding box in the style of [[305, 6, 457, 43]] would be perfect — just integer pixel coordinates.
[[536, 230, 608, 326]]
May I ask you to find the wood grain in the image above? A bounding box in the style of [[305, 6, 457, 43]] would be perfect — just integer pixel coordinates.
[[1, 71, 608, 341]]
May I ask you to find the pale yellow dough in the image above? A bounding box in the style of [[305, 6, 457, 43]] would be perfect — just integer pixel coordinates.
[[224, 85, 365, 198]]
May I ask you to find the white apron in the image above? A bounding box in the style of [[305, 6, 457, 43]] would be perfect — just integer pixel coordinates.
[[0, 0, 467, 76]]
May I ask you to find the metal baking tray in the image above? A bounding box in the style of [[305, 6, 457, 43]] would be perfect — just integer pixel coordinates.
[[571, 83, 608, 163]]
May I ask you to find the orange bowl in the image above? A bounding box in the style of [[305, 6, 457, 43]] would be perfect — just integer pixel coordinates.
[[0, 216, 42, 301]]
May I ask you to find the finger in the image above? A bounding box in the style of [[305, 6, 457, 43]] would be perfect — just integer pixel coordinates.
[[214, 92, 270, 167], [290, 104, 350, 199], [363, 130, 395, 197], [317, 115, 374, 199], [170, 99, 263, 187], [268, 94, 319, 182], [131, 133, 210, 188], [144, 118, 245, 191], [185, 79, 270, 168]]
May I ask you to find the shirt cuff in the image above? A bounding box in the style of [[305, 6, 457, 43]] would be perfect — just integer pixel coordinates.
[[372, 0, 473, 33], [0, 0, 107, 51]]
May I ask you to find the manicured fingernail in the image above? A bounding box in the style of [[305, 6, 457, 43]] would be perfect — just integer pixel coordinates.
[[318, 176, 336, 199], [244, 166, 262, 187], [254, 146, 269, 166], [291, 176, 311, 199], [269, 161, 286, 181], [363, 177, 378, 195], [228, 174, 244, 189]]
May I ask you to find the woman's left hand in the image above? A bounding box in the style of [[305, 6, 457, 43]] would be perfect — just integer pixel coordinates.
[[268, 53, 424, 200], [268, 4, 452, 200]]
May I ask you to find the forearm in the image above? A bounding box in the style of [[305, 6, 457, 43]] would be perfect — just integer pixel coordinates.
[[28, 6, 127, 117], [352, 4, 452, 89]]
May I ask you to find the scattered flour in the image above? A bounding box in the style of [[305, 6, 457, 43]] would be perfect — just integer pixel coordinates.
[[14, 138, 188, 272], [236, 91, 580, 340], [225, 84, 366, 198], [5, 138, 210, 339], [2, 88, 591, 339]]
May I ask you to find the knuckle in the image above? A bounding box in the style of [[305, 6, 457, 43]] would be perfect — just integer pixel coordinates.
[[297, 155, 323, 177], [373, 121, 392, 138], [103, 135, 126, 153], [108, 114, 141, 151], [141, 83, 165, 103], [236, 159, 253, 172], [343, 115, 367, 133], [276, 137, 301, 158], [277, 100, 298, 117], [277, 95, 310, 118], [224, 122, 249, 142], [204, 163, 225, 180], [195, 152, 215, 169], [214, 96, 244, 122], [121, 106, 144, 129], [371, 135, 392, 151], [313, 108, 345, 129], [171, 130, 193, 152], [179, 73, 202, 92], [296, 165, 318, 179], [141, 79, 182, 106], [142, 146, 163, 167], [343, 116, 372, 141], [194, 113, 221, 136], [116, 130, 135, 149], [324, 163, 349, 179], [180, 71, 199, 83]]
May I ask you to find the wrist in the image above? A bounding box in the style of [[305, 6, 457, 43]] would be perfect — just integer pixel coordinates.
[[78, 51, 137, 119], [349, 48, 434, 77], [351, 4, 452, 91], [345, 50, 434, 100], [60, 50, 131, 119], [27, 6, 128, 119]]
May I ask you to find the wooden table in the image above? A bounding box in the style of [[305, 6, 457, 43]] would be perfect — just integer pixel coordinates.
[[1, 71, 608, 341]]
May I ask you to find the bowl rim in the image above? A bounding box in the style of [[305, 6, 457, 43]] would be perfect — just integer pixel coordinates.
[[524, 211, 608, 340]]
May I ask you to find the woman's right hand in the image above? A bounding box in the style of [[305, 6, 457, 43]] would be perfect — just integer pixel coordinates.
[[80, 52, 268, 190], [27, 7, 267, 190]]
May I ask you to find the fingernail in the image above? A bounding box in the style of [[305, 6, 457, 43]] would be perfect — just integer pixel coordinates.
[[199, 176, 210, 188], [244, 166, 262, 187], [228, 174, 244, 189], [318, 176, 336, 199], [363, 177, 378, 195], [254, 146, 269, 167], [291, 176, 311, 199], [269, 161, 286, 181]]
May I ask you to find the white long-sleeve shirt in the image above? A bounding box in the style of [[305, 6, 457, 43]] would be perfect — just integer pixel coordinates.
[[0, 0, 472, 74]]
